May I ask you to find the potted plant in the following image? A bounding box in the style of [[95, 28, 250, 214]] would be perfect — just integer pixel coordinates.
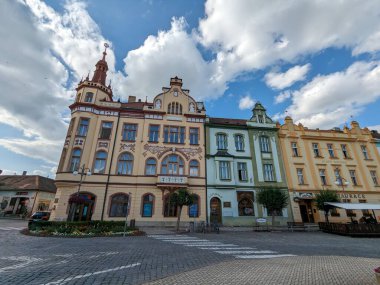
[[374, 267, 380, 284]]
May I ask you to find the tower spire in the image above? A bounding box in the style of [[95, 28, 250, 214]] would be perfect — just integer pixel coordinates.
[[91, 43, 109, 86]]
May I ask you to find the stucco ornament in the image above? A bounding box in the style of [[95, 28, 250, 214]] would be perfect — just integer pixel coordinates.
[[155, 99, 161, 109]]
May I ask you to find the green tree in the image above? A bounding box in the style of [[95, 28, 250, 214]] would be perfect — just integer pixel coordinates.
[[257, 189, 289, 227], [170, 188, 195, 232], [315, 190, 340, 223]]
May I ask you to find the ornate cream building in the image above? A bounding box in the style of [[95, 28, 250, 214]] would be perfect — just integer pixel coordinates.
[[50, 50, 206, 225], [279, 117, 380, 223]]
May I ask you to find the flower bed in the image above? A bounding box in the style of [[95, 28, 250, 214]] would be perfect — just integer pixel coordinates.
[[25, 220, 145, 237]]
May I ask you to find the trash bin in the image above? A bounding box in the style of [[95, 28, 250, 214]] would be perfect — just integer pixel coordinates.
[[129, 219, 135, 228]]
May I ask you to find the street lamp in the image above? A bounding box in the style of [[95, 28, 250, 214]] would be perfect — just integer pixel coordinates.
[[69, 164, 91, 221], [123, 192, 132, 237], [334, 168, 349, 191]]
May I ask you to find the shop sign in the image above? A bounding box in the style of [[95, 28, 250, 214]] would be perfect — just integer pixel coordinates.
[[256, 218, 266, 223], [223, 202, 231, 208], [298, 193, 313, 198], [338, 193, 365, 199]]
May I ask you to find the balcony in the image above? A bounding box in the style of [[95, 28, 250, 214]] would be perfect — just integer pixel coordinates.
[[157, 175, 188, 188]]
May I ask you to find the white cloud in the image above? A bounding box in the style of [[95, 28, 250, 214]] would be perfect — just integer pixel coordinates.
[[265, 64, 310, 90], [120, 17, 224, 101], [283, 61, 380, 128], [238, 95, 255, 110], [368, 125, 380, 132], [199, 0, 380, 82], [274, 90, 292, 104]]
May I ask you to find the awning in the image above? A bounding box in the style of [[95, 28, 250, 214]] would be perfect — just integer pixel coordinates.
[[324, 202, 380, 210]]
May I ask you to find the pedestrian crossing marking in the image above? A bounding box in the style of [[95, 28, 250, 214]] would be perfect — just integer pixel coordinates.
[[148, 234, 296, 260], [0, 227, 24, 231]]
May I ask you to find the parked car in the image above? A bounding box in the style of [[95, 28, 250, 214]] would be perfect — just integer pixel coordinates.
[[29, 211, 50, 222]]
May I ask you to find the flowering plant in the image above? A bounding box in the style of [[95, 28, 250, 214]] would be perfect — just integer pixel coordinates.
[[374, 267, 380, 274]]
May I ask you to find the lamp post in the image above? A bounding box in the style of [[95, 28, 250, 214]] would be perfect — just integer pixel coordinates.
[[334, 168, 349, 192], [123, 192, 132, 237], [70, 164, 91, 221]]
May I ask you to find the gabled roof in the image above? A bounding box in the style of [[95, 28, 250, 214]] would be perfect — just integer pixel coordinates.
[[0, 175, 56, 193], [208, 117, 247, 126], [371, 130, 380, 139]]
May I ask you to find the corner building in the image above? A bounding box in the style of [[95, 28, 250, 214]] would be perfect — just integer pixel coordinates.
[[279, 117, 380, 223], [51, 52, 206, 225]]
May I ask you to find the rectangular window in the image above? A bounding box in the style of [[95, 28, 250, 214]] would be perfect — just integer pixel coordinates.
[[341, 144, 349, 159], [258, 115, 264, 123], [189, 128, 199, 145], [349, 170, 358, 186], [327, 144, 335, 158], [84, 92, 94, 103], [312, 143, 321, 157], [237, 162, 248, 181], [149, 125, 159, 142], [291, 142, 299, 157], [164, 126, 185, 143], [319, 169, 327, 186], [361, 145, 369, 160], [334, 168, 341, 185], [219, 161, 231, 180], [77, 118, 89, 137], [235, 135, 244, 151], [99, 121, 113, 139], [122, 124, 137, 141], [260, 136, 270, 153], [297, 168, 304, 185], [217, 133, 227, 150], [370, 170, 379, 186], [264, 164, 274, 181]]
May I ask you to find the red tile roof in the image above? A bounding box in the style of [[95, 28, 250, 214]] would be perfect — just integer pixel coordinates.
[[208, 117, 247, 126], [0, 175, 56, 193]]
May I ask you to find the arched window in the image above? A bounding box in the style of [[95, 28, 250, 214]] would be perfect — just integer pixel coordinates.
[[216, 133, 227, 150], [164, 194, 177, 217], [238, 198, 254, 216], [189, 195, 199, 217], [109, 193, 129, 217], [142, 193, 154, 217], [145, 158, 157, 175], [167, 102, 183, 115], [93, 151, 107, 174], [161, 154, 184, 175], [189, 160, 199, 177], [69, 149, 81, 172], [117, 152, 133, 175]]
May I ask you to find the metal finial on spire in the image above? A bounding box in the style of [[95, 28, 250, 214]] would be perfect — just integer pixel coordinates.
[[102, 43, 109, 60], [85, 71, 90, 81]]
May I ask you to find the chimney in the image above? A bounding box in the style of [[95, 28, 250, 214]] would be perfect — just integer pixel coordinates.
[[128, 96, 136, 103], [22, 171, 27, 175]]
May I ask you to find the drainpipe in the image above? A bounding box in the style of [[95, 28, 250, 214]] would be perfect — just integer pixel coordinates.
[[101, 111, 121, 221], [204, 122, 209, 225]]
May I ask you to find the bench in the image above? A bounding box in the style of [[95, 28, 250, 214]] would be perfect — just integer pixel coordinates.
[[287, 222, 306, 232]]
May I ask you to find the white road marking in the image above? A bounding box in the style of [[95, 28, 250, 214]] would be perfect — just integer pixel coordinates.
[[235, 254, 296, 259], [0, 227, 12, 231], [88, 252, 119, 259], [199, 247, 254, 250], [215, 250, 276, 254], [41, 262, 141, 285], [184, 243, 238, 247], [0, 256, 43, 272]]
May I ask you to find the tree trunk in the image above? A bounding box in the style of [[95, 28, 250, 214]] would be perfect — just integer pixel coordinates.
[[324, 211, 329, 223], [176, 206, 182, 232], [271, 212, 275, 230]]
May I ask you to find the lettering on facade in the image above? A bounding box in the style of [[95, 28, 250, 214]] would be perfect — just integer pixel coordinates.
[[158, 176, 187, 184], [120, 143, 135, 152], [338, 193, 365, 199], [143, 144, 202, 160]]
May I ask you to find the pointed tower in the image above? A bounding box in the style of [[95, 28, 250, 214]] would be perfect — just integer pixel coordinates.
[[92, 44, 109, 85]]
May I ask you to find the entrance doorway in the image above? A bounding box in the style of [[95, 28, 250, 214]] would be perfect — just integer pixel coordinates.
[[210, 197, 222, 224], [68, 193, 96, 221], [299, 200, 314, 223]]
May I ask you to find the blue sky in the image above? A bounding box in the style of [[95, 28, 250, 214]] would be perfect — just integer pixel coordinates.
[[1, 0, 380, 177]]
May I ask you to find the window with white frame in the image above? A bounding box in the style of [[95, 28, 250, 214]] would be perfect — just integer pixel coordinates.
[[312, 143, 321, 157], [361, 145, 369, 160], [291, 142, 299, 157], [145, 158, 156, 175], [370, 170, 379, 186], [319, 169, 327, 186], [216, 133, 228, 150], [164, 126, 185, 144], [341, 144, 349, 158], [117, 153, 133, 175], [149, 125, 159, 142], [77, 118, 89, 137], [263, 164, 274, 181], [189, 128, 199, 145], [349, 170, 358, 186], [99, 121, 113, 139], [237, 162, 248, 181], [122, 124, 137, 141], [94, 151, 107, 174], [327, 144, 335, 158], [189, 160, 199, 177], [235, 135, 244, 151], [219, 161, 231, 180], [260, 136, 270, 153], [334, 168, 342, 185], [84, 92, 94, 103], [297, 168, 304, 184]]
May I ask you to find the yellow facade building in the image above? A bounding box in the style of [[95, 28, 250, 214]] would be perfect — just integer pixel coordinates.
[[278, 117, 380, 223], [50, 50, 206, 226]]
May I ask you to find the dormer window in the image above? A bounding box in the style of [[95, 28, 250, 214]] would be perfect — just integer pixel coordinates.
[[84, 92, 94, 103], [258, 115, 264, 123], [154, 99, 161, 109]]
